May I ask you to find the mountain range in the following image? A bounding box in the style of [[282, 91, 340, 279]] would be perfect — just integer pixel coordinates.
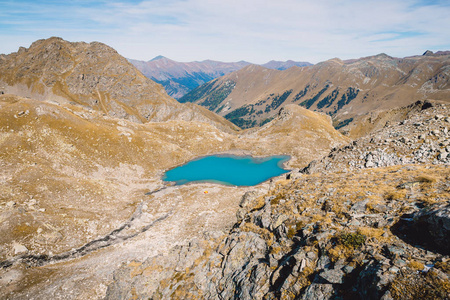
[[1, 37, 449, 300], [129, 56, 312, 99], [179, 51, 450, 135]]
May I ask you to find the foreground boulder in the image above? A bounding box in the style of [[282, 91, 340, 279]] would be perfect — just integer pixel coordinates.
[[393, 202, 450, 255]]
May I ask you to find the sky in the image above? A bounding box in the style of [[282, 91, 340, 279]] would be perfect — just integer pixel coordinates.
[[0, 0, 449, 64]]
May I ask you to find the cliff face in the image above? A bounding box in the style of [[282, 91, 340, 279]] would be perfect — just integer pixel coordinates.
[[106, 101, 450, 300]]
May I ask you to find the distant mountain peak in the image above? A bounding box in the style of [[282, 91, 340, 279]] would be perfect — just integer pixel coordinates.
[[150, 55, 168, 61]]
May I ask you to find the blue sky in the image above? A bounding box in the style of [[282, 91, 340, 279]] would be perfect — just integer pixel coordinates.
[[1, 0, 449, 63]]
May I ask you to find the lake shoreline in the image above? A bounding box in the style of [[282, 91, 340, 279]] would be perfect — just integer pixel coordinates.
[[162, 153, 292, 187]]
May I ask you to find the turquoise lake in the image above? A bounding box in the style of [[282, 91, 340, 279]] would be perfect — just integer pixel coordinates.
[[163, 155, 290, 186]]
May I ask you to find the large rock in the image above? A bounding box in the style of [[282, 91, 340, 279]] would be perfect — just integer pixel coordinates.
[[412, 202, 450, 254]]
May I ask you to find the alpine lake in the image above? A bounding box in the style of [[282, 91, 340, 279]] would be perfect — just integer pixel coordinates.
[[163, 155, 290, 186]]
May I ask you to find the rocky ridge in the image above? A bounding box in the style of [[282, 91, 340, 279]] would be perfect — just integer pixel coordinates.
[[301, 100, 450, 174], [106, 101, 450, 299]]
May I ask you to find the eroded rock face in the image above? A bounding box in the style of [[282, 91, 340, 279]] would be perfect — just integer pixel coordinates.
[[413, 203, 450, 254]]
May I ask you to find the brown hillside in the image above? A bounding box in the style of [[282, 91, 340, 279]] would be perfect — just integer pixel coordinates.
[[182, 52, 450, 131], [0, 37, 237, 132]]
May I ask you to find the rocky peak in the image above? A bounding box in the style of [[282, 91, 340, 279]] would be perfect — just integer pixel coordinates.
[[0, 37, 239, 130], [150, 55, 167, 61]]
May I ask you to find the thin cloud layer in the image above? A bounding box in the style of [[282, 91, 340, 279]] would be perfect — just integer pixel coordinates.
[[0, 0, 449, 63]]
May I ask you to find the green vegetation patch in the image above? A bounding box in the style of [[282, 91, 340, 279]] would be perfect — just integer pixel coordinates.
[[334, 117, 354, 130], [179, 79, 236, 112], [334, 87, 359, 113], [224, 105, 257, 128], [317, 88, 339, 109], [178, 80, 217, 103], [299, 84, 329, 109], [264, 89, 293, 113], [292, 84, 310, 102], [230, 118, 257, 128], [338, 232, 366, 249]]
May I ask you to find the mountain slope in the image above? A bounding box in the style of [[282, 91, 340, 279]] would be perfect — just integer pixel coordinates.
[[0, 38, 349, 299], [180, 52, 450, 132], [129, 57, 312, 99], [0, 37, 238, 132], [129, 56, 251, 99], [261, 60, 312, 70], [0, 94, 349, 299]]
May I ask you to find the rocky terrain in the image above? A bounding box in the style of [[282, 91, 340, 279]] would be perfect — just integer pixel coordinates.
[[179, 51, 450, 131], [0, 38, 346, 299], [302, 100, 450, 173], [129, 57, 311, 99], [106, 101, 450, 299]]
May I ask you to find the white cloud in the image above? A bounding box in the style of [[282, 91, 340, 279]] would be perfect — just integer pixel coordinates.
[[0, 0, 449, 63]]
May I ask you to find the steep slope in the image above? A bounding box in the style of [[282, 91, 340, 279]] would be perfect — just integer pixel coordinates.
[[180, 52, 450, 131], [129, 56, 251, 99], [0, 37, 238, 132], [237, 105, 349, 167]]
